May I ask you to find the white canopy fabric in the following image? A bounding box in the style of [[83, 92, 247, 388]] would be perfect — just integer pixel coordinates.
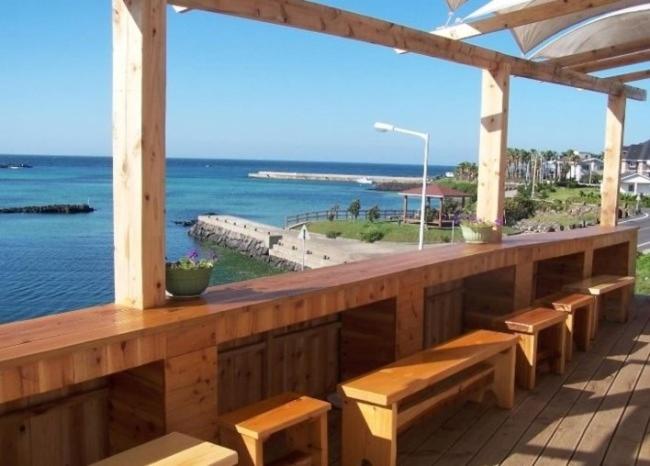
[[531, 4, 650, 59], [446, 0, 470, 11], [459, 0, 648, 54]]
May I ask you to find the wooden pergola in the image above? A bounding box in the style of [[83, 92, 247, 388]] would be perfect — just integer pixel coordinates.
[[399, 184, 472, 226], [114, 0, 646, 305]]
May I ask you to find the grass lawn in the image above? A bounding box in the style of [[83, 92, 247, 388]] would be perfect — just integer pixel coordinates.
[[538, 186, 599, 202], [636, 254, 650, 295], [308, 220, 458, 243]]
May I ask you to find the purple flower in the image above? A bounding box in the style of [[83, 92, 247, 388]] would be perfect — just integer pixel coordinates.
[[187, 250, 199, 261]]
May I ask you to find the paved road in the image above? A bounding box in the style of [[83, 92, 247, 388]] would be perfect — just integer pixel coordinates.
[[620, 211, 650, 250]]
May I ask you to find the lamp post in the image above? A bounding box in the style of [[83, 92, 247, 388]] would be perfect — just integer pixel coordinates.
[[374, 122, 430, 250]]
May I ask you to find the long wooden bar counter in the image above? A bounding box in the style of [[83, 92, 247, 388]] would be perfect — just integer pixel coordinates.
[[0, 226, 638, 464]]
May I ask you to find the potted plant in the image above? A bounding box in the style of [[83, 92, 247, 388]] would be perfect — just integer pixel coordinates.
[[166, 250, 216, 297], [460, 218, 498, 244]]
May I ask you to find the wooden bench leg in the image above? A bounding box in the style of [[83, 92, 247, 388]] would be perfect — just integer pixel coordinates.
[[341, 398, 397, 466], [219, 429, 263, 466], [285, 414, 328, 466], [575, 303, 593, 352], [488, 346, 516, 408], [548, 323, 566, 375], [515, 333, 536, 391], [591, 295, 601, 339], [564, 312, 574, 362]]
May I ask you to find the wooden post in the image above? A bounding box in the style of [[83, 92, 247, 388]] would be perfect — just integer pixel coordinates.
[[601, 93, 626, 227], [476, 64, 510, 240], [112, 0, 167, 308], [403, 195, 408, 222]]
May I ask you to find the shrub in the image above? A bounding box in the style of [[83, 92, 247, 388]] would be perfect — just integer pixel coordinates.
[[504, 197, 537, 225], [367, 205, 381, 222], [359, 227, 384, 243], [348, 199, 361, 220], [325, 230, 342, 239]]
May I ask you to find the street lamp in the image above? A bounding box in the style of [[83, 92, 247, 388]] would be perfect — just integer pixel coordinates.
[[374, 122, 430, 250]]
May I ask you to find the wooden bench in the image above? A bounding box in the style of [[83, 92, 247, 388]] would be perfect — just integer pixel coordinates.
[[465, 307, 567, 389], [338, 329, 517, 466], [563, 275, 635, 337], [91, 432, 238, 466], [503, 307, 567, 390], [536, 292, 595, 359], [218, 392, 330, 466]]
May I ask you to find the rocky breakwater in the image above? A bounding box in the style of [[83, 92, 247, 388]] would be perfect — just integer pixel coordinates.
[[189, 215, 299, 271], [0, 204, 94, 214]]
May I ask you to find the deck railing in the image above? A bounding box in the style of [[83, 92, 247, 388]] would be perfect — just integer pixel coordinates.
[[284, 209, 419, 228]]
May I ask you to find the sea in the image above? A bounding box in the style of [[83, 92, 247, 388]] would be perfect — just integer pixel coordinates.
[[0, 155, 453, 324]]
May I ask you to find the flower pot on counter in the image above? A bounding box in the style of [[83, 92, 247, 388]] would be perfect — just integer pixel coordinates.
[[460, 225, 495, 244], [165, 266, 214, 297]]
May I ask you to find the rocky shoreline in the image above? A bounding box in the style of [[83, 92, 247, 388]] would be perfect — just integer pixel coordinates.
[[189, 220, 299, 272], [0, 204, 94, 214]]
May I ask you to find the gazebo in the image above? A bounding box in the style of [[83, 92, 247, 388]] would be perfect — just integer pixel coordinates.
[[399, 183, 472, 227]]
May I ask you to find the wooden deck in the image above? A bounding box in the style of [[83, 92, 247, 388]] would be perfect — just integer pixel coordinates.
[[329, 295, 650, 466]]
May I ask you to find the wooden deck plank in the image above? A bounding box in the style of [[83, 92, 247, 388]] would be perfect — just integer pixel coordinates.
[[466, 312, 632, 466], [606, 334, 650, 464], [531, 307, 650, 466], [510, 305, 650, 466], [577, 305, 650, 465]]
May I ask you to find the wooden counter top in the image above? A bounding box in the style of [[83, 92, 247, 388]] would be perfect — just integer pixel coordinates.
[[0, 225, 637, 403], [0, 225, 635, 366]]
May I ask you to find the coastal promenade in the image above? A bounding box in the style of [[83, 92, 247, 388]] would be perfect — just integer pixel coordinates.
[[248, 170, 424, 184], [191, 214, 421, 269]]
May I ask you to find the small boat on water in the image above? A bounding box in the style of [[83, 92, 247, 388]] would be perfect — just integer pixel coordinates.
[[356, 177, 374, 185]]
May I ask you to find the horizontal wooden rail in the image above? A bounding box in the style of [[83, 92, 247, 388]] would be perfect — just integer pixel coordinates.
[[171, 0, 646, 101]]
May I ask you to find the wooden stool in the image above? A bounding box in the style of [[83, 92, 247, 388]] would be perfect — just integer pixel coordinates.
[[564, 275, 635, 338], [91, 432, 238, 466], [218, 392, 330, 466], [536, 292, 595, 360], [504, 307, 567, 390]]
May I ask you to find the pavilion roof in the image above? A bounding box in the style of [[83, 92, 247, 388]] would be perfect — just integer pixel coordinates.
[[399, 184, 472, 198]]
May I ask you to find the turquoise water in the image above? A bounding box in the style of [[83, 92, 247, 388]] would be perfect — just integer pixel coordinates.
[[0, 155, 452, 323]]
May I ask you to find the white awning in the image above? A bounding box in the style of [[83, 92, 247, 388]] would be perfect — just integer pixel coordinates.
[[531, 4, 650, 59], [459, 0, 648, 54]]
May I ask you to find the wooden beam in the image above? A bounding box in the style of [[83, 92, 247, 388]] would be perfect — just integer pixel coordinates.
[[548, 38, 650, 68], [113, 0, 167, 309], [171, 0, 646, 101], [569, 49, 650, 73], [600, 94, 626, 227], [476, 64, 510, 240], [434, 0, 629, 41], [605, 69, 650, 83]]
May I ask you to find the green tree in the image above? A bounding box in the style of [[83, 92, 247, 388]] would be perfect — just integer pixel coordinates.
[[348, 199, 361, 220], [367, 205, 380, 222]]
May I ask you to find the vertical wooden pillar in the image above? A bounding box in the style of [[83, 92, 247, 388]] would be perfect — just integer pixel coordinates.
[[476, 64, 510, 240], [113, 0, 167, 309], [601, 93, 626, 227]]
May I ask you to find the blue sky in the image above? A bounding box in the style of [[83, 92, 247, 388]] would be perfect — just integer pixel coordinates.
[[0, 1, 648, 165]]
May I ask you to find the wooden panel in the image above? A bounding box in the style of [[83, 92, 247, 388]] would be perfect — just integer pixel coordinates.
[[424, 281, 463, 347], [463, 267, 516, 315], [112, 0, 167, 309], [0, 387, 108, 466], [534, 253, 585, 299], [601, 93, 626, 227], [593, 243, 631, 276], [268, 323, 339, 399], [218, 342, 265, 415], [476, 64, 510, 237], [340, 300, 396, 380], [172, 0, 646, 100]]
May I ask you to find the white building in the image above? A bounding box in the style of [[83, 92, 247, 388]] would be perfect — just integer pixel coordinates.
[[620, 173, 650, 196], [621, 140, 650, 176]]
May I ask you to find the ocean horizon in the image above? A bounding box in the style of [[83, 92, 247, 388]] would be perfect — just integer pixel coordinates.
[[0, 154, 454, 323]]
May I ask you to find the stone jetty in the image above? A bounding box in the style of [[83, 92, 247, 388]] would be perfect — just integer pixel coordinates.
[[248, 171, 422, 184], [0, 204, 94, 214]]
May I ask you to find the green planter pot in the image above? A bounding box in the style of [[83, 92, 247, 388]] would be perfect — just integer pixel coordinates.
[[460, 225, 495, 244], [166, 266, 214, 297]]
